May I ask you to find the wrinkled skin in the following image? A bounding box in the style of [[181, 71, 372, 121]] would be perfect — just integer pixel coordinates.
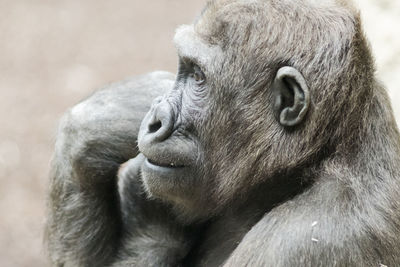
[[46, 0, 400, 266]]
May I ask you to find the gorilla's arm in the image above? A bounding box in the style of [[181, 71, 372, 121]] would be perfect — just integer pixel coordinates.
[[46, 72, 193, 266], [224, 169, 397, 266]]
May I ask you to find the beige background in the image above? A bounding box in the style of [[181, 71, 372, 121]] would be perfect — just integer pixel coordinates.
[[0, 1, 398, 266]]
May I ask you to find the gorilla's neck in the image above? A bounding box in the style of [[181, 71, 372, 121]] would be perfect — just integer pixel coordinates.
[[331, 83, 400, 182]]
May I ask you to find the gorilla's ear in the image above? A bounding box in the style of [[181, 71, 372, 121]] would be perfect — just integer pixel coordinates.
[[272, 66, 310, 127]]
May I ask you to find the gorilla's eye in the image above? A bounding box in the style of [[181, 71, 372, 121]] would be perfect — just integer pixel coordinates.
[[191, 65, 206, 85]]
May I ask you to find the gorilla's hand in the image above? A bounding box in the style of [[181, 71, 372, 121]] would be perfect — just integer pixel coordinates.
[[113, 154, 196, 267]]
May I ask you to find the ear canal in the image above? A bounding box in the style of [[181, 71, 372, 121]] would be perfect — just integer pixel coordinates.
[[272, 67, 310, 127]]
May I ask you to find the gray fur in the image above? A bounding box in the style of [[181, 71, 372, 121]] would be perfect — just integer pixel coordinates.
[[46, 0, 400, 266]]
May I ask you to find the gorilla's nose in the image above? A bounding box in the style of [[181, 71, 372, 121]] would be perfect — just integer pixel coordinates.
[[139, 98, 174, 145]]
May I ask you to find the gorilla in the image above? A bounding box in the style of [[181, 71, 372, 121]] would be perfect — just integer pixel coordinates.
[[46, 0, 400, 266]]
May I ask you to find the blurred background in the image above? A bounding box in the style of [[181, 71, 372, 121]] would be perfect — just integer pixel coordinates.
[[0, 0, 398, 266]]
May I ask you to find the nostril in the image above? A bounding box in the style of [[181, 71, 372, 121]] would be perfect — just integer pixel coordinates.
[[140, 99, 174, 144], [148, 120, 162, 133]]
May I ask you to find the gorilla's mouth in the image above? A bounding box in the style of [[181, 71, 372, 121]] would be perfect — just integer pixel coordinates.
[[147, 158, 185, 169]]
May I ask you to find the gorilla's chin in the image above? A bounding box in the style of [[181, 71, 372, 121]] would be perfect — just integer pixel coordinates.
[[140, 157, 196, 203]]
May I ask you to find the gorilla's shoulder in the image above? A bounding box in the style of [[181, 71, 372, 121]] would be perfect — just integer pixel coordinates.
[[96, 70, 176, 100]]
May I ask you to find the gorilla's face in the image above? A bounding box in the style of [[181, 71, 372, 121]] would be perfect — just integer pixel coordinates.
[[138, 8, 311, 219], [137, 23, 263, 220]]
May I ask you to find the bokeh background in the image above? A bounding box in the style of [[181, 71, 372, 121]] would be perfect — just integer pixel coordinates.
[[0, 0, 398, 266]]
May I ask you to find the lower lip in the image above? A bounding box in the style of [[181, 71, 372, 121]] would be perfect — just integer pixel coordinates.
[[143, 158, 185, 174]]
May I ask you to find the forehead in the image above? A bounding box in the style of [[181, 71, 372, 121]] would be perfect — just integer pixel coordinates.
[[173, 24, 221, 68]]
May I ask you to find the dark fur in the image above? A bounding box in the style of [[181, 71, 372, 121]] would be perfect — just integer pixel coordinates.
[[46, 0, 400, 266]]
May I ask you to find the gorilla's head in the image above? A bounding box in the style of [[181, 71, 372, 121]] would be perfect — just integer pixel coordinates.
[[138, 0, 373, 220]]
